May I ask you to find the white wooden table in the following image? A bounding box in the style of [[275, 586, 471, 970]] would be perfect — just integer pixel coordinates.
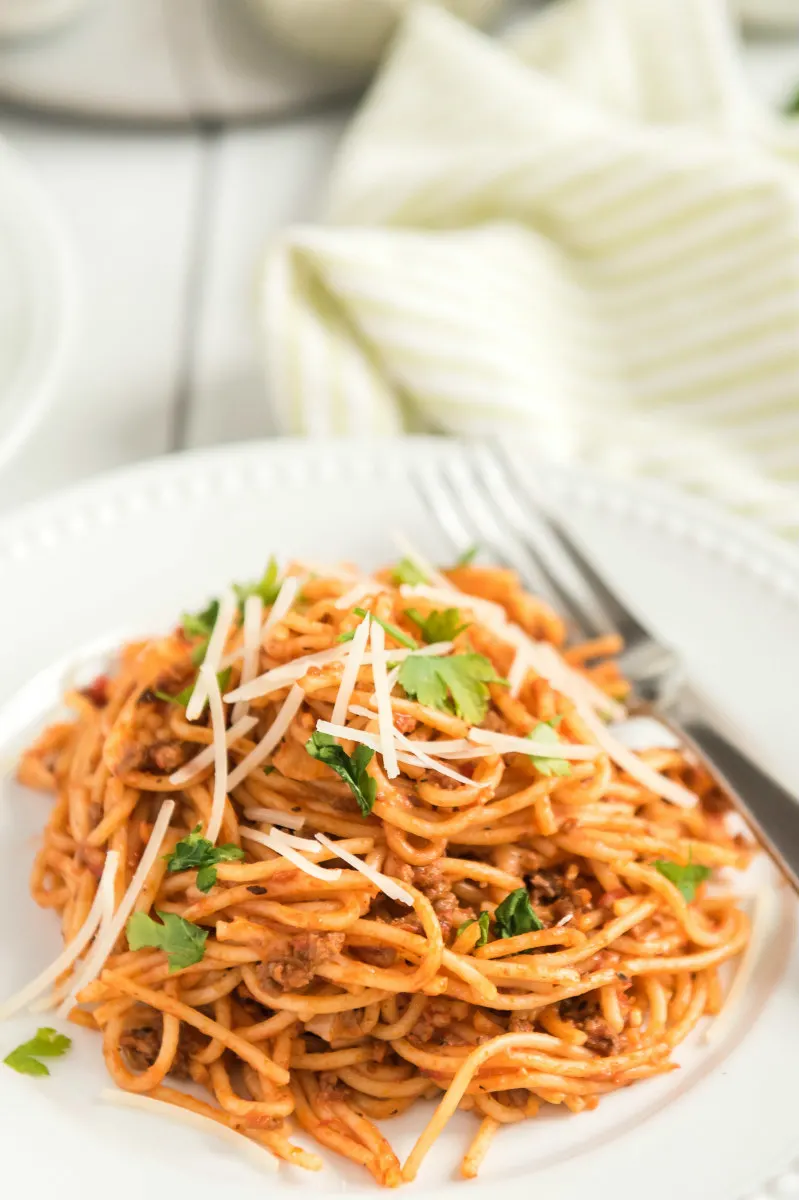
[[0, 34, 797, 518]]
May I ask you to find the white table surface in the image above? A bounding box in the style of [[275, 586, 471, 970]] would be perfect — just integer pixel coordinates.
[[1, 30, 798, 518]]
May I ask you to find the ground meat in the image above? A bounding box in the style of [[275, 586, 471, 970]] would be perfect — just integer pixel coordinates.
[[146, 740, 187, 773], [120, 1021, 204, 1078], [558, 995, 622, 1057], [260, 931, 345, 992], [248, 885, 268, 896], [355, 945, 396, 968], [411, 863, 474, 940], [508, 1014, 535, 1033], [80, 674, 109, 707], [393, 713, 417, 734], [389, 912, 424, 936], [527, 866, 593, 921]]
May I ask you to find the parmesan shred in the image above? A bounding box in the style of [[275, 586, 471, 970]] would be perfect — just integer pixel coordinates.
[[392, 532, 454, 592], [185, 590, 237, 722], [241, 827, 342, 882], [0, 849, 120, 1020], [314, 833, 413, 906], [467, 728, 599, 761], [231, 594, 263, 724], [261, 575, 300, 643], [331, 613, 371, 725], [392, 728, 477, 786], [243, 807, 306, 830], [577, 705, 697, 808], [226, 683, 305, 792], [507, 647, 529, 698], [368, 621, 399, 779], [201, 665, 230, 845], [56, 800, 175, 1015], [334, 579, 388, 610], [702, 889, 774, 1046], [99, 1089, 278, 1174], [169, 715, 258, 787]]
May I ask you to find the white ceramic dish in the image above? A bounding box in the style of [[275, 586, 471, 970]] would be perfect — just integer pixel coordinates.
[[0, 438, 797, 1200], [0, 139, 77, 472]]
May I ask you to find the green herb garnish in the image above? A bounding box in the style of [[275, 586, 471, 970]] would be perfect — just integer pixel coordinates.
[[397, 652, 506, 725], [337, 630, 356, 643], [182, 599, 219, 666], [405, 607, 469, 645], [154, 667, 231, 710], [654, 859, 711, 903], [454, 545, 479, 567], [233, 556, 282, 612], [527, 718, 571, 778], [126, 910, 208, 972], [391, 557, 428, 587], [305, 732, 377, 817], [165, 824, 245, 893], [456, 911, 491, 947], [493, 888, 544, 939], [784, 85, 799, 116], [353, 607, 417, 650], [3, 1028, 72, 1077]]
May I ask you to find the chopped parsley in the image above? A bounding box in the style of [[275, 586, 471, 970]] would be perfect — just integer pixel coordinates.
[[3, 1028, 72, 1077], [397, 652, 506, 725], [305, 732, 377, 817], [182, 599, 220, 666], [655, 859, 711, 903], [353, 607, 418, 650], [165, 824, 245, 892], [404, 607, 469, 645], [126, 910, 208, 972], [493, 888, 544, 939], [454, 545, 479, 567], [154, 666, 231, 710], [527, 718, 571, 778], [337, 630, 356, 643], [391, 557, 428, 587], [456, 911, 491, 947], [233, 556, 282, 611]]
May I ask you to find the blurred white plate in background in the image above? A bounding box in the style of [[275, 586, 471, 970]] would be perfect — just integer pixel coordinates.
[[0, 140, 76, 472]]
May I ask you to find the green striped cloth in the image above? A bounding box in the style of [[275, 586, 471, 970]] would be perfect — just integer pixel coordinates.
[[259, 0, 799, 536]]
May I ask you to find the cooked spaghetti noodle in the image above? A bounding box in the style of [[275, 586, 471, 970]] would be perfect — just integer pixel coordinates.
[[12, 558, 752, 1184]]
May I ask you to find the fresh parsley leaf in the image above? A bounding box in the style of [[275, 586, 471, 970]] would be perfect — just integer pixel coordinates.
[[397, 652, 506, 725], [165, 824, 245, 893], [454, 545, 479, 567], [353, 607, 418, 650], [391, 557, 428, 586], [154, 667, 231, 710], [3, 1027, 72, 1077], [527, 720, 571, 777], [233, 556, 282, 612], [494, 888, 544, 939], [305, 732, 377, 817], [182, 599, 219, 641], [405, 607, 469, 645], [126, 909, 208, 972], [784, 85, 799, 116], [654, 859, 711, 903], [456, 910, 490, 947]]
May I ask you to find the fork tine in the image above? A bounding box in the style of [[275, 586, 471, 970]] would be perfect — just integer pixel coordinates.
[[490, 441, 652, 649]]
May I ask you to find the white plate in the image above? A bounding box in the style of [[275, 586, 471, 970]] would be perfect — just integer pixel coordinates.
[[0, 438, 797, 1200], [0, 139, 76, 471]]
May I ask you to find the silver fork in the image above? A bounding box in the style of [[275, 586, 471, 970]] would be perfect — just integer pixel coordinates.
[[414, 443, 799, 894]]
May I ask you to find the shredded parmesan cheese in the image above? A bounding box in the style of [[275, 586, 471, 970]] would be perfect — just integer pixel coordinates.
[[0, 849, 120, 1020], [261, 576, 300, 643], [314, 833, 413, 906], [241, 827, 342, 882], [468, 727, 599, 761], [231, 595, 263, 723], [334, 579, 388, 610], [331, 613, 371, 726], [226, 683, 304, 792], [243, 807, 305, 830], [99, 1089, 278, 1174], [391, 728, 477, 786], [202, 665, 230, 845], [577, 705, 697, 808], [224, 644, 351, 703], [369, 621, 399, 780], [55, 800, 174, 1016], [169, 715, 257, 787], [185, 591, 237, 721], [507, 647, 529, 698]]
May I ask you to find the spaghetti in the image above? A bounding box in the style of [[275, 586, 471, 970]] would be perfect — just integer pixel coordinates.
[[10, 558, 752, 1183]]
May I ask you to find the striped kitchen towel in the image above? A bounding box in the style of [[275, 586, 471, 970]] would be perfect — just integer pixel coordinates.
[[259, 0, 799, 537]]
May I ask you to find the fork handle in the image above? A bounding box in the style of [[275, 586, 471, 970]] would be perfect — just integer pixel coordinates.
[[664, 685, 799, 894]]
